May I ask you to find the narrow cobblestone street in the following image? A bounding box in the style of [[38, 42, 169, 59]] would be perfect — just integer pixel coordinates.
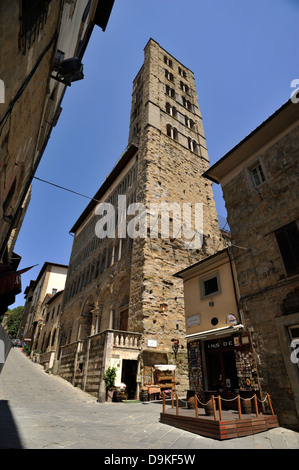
[[0, 348, 299, 451]]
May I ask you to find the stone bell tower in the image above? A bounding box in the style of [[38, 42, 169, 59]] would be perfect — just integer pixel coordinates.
[[127, 39, 223, 389], [56, 39, 223, 398]]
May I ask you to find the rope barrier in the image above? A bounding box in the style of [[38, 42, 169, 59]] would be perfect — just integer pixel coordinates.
[[187, 392, 271, 407], [162, 391, 275, 419]]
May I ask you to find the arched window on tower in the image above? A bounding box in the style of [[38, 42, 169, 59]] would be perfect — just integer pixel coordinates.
[[166, 85, 175, 99], [165, 69, 174, 82], [166, 124, 178, 141], [166, 102, 177, 118], [185, 116, 194, 129], [182, 96, 192, 110], [188, 137, 199, 154], [180, 81, 189, 93]]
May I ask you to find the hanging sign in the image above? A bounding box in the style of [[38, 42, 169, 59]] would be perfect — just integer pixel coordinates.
[[226, 314, 238, 325]]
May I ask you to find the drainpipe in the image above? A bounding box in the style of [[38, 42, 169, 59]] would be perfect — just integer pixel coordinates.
[[227, 247, 244, 325]]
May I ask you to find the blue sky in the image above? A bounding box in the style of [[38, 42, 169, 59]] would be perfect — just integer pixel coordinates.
[[11, 0, 299, 308]]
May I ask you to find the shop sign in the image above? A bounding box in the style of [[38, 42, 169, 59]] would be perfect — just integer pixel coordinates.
[[206, 337, 234, 350], [147, 339, 158, 348], [226, 314, 238, 325]]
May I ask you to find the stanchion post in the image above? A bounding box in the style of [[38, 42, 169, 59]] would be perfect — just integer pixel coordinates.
[[211, 395, 217, 421], [176, 394, 179, 416], [237, 394, 242, 419], [267, 394, 275, 415], [194, 394, 198, 418], [162, 392, 166, 413], [254, 393, 259, 417], [218, 395, 223, 421], [171, 390, 174, 408]]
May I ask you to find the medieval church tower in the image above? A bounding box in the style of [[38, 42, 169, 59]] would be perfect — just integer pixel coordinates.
[[57, 39, 223, 399]]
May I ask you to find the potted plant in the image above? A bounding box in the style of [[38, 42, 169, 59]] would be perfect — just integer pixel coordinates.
[[103, 366, 117, 402], [23, 345, 31, 356]]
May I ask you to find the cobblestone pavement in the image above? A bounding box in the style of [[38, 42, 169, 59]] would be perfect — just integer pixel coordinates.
[[0, 348, 299, 450]]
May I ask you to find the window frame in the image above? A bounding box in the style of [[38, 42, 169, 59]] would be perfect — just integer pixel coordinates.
[[164, 56, 173, 68], [166, 124, 178, 141], [199, 271, 221, 300], [248, 159, 267, 188]]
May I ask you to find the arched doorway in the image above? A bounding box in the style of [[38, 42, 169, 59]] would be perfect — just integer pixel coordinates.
[[78, 297, 95, 341]]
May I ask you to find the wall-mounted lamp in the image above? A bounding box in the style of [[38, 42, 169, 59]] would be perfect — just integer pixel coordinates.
[[171, 338, 179, 359], [160, 303, 168, 313], [159, 296, 183, 313]]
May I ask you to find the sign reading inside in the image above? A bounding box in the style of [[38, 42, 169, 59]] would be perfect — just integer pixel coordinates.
[[206, 336, 235, 351]]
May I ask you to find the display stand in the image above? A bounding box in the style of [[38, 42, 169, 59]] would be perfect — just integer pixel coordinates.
[[154, 365, 176, 397], [141, 365, 176, 400]]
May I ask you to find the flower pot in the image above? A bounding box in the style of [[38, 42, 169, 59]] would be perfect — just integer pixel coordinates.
[[106, 390, 114, 402]]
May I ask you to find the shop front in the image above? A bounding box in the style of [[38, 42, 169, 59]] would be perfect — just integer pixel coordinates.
[[205, 336, 239, 396], [187, 327, 261, 407]]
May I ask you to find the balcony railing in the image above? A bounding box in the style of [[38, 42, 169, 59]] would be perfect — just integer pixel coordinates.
[[112, 330, 141, 349], [60, 330, 142, 357]]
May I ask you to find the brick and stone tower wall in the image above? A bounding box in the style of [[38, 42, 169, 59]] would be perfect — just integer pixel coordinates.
[[128, 39, 223, 390]]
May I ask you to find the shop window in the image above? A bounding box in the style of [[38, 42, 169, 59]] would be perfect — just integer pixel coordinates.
[[200, 273, 221, 299], [275, 221, 299, 277], [249, 161, 266, 187]]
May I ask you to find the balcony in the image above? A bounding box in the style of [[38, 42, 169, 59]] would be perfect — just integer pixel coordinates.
[[112, 330, 142, 350]]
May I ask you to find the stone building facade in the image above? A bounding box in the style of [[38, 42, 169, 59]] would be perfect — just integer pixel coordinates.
[[204, 100, 299, 430], [23, 262, 68, 351], [0, 0, 114, 312], [56, 39, 223, 401], [36, 290, 64, 370]]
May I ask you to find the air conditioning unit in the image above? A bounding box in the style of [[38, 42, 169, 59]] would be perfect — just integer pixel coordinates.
[[52, 50, 84, 86]]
